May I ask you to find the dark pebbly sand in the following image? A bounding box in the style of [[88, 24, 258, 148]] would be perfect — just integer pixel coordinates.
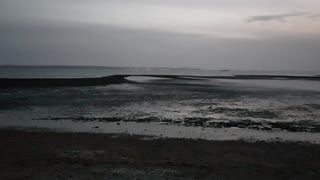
[[1, 129, 320, 180]]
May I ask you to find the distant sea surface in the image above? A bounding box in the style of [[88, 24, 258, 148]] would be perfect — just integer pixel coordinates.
[[0, 65, 319, 78]]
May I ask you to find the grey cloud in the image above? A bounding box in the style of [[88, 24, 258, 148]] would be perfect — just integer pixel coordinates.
[[308, 14, 320, 19], [246, 13, 305, 23]]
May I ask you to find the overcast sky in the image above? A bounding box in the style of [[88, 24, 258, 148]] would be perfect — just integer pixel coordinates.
[[0, 0, 320, 70]]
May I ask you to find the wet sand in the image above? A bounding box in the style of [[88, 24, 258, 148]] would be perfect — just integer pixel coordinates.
[[1, 129, 320, 180]]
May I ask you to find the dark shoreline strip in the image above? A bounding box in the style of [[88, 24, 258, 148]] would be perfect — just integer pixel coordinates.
[[1, 74, 320, 88], [0, 75, 130, 88]]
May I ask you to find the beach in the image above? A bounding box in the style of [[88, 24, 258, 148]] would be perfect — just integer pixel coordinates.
[[2, 0, 320, 178], [1, 129, 320, 180], [1, 67, 320, 179]]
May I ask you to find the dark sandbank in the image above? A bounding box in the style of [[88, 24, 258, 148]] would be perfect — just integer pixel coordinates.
[[0, 75, 130, 88]]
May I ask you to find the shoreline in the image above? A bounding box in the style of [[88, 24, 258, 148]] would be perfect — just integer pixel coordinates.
[[1, 129, 320, 179], [2, 120, 320, 144]]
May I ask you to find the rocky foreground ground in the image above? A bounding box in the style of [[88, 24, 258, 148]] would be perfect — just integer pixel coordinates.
[[0, 129, 320, 180]]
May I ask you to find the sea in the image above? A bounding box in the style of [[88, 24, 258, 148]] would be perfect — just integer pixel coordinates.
[[0, 65, 320, 78], [1, 66, 320, 143]]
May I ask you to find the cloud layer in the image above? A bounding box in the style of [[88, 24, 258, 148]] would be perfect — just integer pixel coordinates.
[[0, 0, 320, 70], [246, 13, 305, 23]]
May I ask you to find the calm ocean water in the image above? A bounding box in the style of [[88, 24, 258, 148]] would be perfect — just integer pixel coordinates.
[[0, 65, 320, 78]]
